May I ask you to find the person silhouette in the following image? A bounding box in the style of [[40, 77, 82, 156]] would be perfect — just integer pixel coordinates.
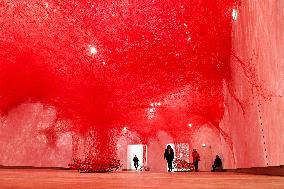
[[212, 155, 223, 172], [133, 155, 139, 170], [164, 145, 174, 172], [192, 149, 200, 172]]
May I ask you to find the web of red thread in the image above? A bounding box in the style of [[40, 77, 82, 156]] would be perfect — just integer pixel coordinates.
[[0, 0, 235, 164]]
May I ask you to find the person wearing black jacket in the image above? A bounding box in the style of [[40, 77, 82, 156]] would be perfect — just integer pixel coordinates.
[[133, 155, 139, 170], [164, 145, 174, 172], [212, 155, 223, 172]]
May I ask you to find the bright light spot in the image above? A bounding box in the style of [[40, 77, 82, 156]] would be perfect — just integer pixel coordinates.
[[122, 127, 127, 131], [150, 102, 161, 107], [147, 107, 156, 119], [102, 61, 106, 65], [187, 36, 191, 41], [89, 45, 98, 55], [149, 107, 155, 113], [184, 23, 187, 27], [188, 123, 192, 127], [202, 144, 206, 147], [43, 2, 49, 8], [147, 102, 161, 119], [232, 9, 238, 21]]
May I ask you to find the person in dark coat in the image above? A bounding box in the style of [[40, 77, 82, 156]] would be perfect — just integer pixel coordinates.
[[212, 155, 223, 172], [164, 145, 174, 172], [192, 149, 200, 172], [133, 155, 139, 170]]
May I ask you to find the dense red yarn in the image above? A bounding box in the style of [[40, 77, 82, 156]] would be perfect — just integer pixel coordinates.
[[0, 0, 234, 163]]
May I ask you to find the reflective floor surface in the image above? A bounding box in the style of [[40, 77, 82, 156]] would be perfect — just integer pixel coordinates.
[[0, 169, 284, 189]]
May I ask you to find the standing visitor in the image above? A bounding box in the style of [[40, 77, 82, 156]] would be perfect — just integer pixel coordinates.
[[133, 155, 139, 170], [164, 145, 174, 172], [192, 149, 200, 172]]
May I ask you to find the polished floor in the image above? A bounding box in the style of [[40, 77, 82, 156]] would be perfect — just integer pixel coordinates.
[[0, 169, 284, 189]]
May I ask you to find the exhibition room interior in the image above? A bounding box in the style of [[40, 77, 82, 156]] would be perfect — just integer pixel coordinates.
[[0, 0, 283, 188]]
